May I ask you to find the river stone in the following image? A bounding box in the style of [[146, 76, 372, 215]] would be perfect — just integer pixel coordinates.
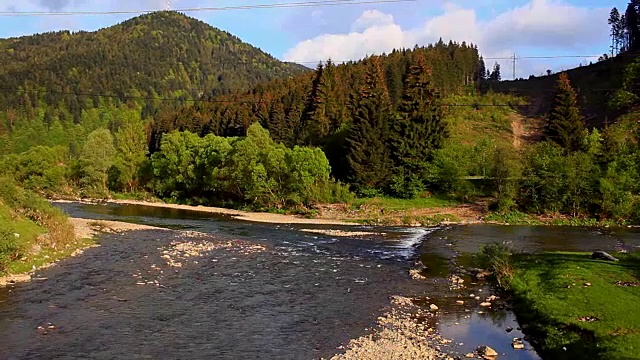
[[591, 251, 619, 262], [512, 337, 525, 350], [0, 274, 31, 287], [429, 304, 439, 311], [477, 345, 498, 358]]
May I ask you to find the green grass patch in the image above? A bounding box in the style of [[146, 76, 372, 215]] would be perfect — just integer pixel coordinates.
[[7, 237, 95, 275], [0, 177, 81, 275], [444, 93, 526, 148], [485, 210, 540, 225], [508, 251, 640, 359], [351, 195, 458, 211]]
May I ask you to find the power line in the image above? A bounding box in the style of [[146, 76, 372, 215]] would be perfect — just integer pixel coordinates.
[[290, 53, 618, 65], [0, 0, 416, 16]]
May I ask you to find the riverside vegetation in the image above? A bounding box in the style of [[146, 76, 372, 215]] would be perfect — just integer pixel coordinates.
[[2, 11, 640, 226], [0, 177, 91, 277], [0, 5, 640, 360], [476, 244, 640, 360]]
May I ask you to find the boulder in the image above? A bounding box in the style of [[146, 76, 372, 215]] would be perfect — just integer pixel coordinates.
[[477, 345, 498, 359], [591, 251, 619, 262], [512, 338, 525, 350]]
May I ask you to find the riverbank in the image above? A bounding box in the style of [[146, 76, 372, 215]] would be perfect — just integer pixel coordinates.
[[0, 217, 165, 287], [329, 296, 449, 360], [505, 251, 640, 359], [54, 197, 639, 228], [54, 199, 357, 226]]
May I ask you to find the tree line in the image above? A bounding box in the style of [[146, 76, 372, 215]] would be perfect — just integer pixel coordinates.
[[608, 1, 640, 55], [2, 21, 640, 222]]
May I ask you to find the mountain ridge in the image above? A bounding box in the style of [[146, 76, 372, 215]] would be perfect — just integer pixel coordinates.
[[0, 11, 309, 122]]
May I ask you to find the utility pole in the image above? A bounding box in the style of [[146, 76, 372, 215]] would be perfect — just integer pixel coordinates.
[[512, 53, 517, 80], [165, 0, 172, 11]]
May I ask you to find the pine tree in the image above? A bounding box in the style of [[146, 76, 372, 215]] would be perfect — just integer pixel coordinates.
[[388, 53, 448, 197], [476, 56, 487, 82], [345, 57, 393, 191], [625, 1, 640, 51], [302, 63, 331, 145], [489, 62, 501, 81], [609, 7, 622, 55], [267, 100, 287, 144], [544, 73, 587, 152]]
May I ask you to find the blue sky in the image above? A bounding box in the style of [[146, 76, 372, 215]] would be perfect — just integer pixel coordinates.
[[0, 0, 628, 78]]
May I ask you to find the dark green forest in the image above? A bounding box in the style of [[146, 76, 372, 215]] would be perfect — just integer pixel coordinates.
[[2, 5, 640, 224], [0, 11, 306, 128]]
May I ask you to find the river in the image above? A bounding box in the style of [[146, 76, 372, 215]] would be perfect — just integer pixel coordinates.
[[1, 202, 639, 359]]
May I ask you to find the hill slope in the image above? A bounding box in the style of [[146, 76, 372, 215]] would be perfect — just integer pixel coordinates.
[[152, 42, 486, 150], [489, 54, 638, 129], [0, 11, 308, 122]]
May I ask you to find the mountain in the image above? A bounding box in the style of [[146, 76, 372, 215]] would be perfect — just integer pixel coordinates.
[[0, 11, 309, 123]]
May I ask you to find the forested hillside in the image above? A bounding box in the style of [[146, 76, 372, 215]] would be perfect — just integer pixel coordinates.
[[154, 41, 484, 146], [0, 11, 307, 134], [152, 41, 488, 178]]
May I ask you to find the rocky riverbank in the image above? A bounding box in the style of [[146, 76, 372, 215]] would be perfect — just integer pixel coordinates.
[[0, 218, 166, 287], [329, 295, 451, 360]]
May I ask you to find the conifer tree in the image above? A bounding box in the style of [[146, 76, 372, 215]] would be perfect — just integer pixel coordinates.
[[345, 57, 392, 191], [489, 62, 501, 81], [388, 53, 448, 197], [626, 1, 640, 51], [302, 63, 331, 145], [544, 73, 587, 152], [267, 100, 287, 144], [609, 7, 622, 55], [476, 56, 487, 82]]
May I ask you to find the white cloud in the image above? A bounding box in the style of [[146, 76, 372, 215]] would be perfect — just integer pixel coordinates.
[[350, 9, 394, 32], [282, 0, 610, 78]]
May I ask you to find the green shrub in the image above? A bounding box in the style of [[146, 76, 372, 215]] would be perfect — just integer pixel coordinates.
[[0, 229, 22, 273], [474, 242, 513, 288]]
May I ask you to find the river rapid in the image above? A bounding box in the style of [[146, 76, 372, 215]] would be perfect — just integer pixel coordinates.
[[1, 202, 639, 359]]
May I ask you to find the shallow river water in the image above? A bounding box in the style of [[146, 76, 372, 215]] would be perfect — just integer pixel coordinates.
[[1, 202, 639, 359]]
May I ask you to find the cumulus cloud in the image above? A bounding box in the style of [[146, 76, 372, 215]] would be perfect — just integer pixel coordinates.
[[282, 0, 610, 77]]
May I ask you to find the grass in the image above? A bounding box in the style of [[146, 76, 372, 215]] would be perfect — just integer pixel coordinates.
[[0, 177, 92, 276], [507, 251, 640, 360], [485, 210, 628, 227], [444, 92, 527, 148], [489, 53, 635, 128], [350, 195, 458, 211], [343, 195, 462, 225]]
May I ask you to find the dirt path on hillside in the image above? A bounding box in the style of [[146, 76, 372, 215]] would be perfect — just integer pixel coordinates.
[[511, 114, 525, 149], [511, 113, 545, 148]]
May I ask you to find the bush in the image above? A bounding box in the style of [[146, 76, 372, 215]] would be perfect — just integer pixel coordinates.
[[0, 229, 22, 273], [0, 177, 74, 250], [474, 242, 513, 288]]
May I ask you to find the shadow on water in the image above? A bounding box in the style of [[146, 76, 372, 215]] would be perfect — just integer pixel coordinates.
[[1, 202, 638, 359]]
